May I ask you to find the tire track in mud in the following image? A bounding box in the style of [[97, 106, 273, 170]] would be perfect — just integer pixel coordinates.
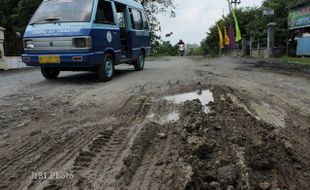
[[65, 95, 185, 190], [0, 135, 53, 187], [33, 96, 156, 190], [27, 125, 113, 190], [1, 90, 188, 190], [74, 97, 156, 189], [30, 123, 117, 190], [127, 123, 182, 190], [109, 97, 186, 190], [72, 127, 124, 189], [0, 119, 115, 190]]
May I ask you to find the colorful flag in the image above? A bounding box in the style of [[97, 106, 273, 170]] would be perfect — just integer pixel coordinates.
[[224, 26, 230, 46], [229, 16, 237, 49], [217, 24, 224, 49], [227, 0, 242, 42]]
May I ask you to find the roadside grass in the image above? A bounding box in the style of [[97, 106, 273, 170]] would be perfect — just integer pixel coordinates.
[[279, 56, 310, 65]]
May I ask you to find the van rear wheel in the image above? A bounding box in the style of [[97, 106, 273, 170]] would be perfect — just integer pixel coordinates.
[[133, 52, 145, 71], [41, 67, 60, 79], [97, 53, 114, 81]]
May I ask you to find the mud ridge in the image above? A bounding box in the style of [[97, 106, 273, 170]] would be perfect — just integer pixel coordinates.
[[179, 87, 310, 190]]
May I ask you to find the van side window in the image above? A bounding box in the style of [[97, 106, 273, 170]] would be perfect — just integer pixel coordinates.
[[141, 11, 149, 30], [129, 8, 143, 30], [117, 13, 125, 28], [96, 0, 115, 24]]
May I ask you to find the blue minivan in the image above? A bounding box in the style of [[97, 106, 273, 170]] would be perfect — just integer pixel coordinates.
[[22, 0, 151, 81]]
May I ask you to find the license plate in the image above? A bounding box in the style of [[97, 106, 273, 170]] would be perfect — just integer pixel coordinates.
[[39, 55, 60, 64]]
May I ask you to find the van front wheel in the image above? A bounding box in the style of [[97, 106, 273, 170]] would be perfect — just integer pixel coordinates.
[[133, 52, 145, 71], [97, 53, 114, 81], [41, 67, 60, 79]]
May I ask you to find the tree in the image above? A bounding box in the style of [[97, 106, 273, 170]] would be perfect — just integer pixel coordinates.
[[200, 7, 261, 56], [153, 41, 178, 56], [201, 24, 220, 56], [0, 0, 21, 31], [201, 0, 301, 55], [11, 0, 42, 33], [187, 43, 203, 56], [135, 0, 176, 47]]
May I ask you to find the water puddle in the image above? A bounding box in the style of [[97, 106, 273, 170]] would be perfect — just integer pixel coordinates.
[[162, 111, 179, 123], [163, 89, 214, 113], [146, 111, 179, 124]]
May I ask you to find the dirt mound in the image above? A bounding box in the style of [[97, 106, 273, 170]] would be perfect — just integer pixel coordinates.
[[178, 88, 310, 190]]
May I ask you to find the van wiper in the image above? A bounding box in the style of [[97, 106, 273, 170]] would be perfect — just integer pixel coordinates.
[[45, 17, 60, 22], [30, 17, 60, 25]]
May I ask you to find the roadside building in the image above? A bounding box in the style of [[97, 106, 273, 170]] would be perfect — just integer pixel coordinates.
[[288, 0, 310, 56], [0, 26, 5, 58], [0, 26, 25, 70]]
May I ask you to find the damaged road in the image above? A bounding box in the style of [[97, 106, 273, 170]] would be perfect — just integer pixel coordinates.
[[0, 57, 309, 189]]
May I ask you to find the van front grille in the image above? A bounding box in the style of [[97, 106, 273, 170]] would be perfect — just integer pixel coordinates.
[[25, 37, 74, 51]]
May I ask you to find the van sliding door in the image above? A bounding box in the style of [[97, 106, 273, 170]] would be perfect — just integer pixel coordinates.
[[93, 0, 120, 59], [127, 8, 150, 60]]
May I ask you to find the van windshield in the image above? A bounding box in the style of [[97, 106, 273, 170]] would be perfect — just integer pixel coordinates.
[[30, 0, 94, 24]]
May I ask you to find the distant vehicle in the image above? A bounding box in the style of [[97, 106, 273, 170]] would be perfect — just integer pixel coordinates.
[[177, 39, 185, 56], [179, 44, 185, 56], [22, 0, 151, 81]]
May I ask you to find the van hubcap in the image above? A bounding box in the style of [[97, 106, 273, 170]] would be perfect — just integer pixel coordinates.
[[105, 59, 113, 78]]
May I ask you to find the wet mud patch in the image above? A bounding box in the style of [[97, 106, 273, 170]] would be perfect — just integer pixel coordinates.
[[116, 122, 161, 186], [1, 81, 309, 189], [178, 86, 310, 189], [114, 121, 191, 190], [238, 60, 310, 77], [227, 93, 287, 128]]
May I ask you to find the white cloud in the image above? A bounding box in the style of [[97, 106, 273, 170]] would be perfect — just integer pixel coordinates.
[[157, 0, 264, 45]]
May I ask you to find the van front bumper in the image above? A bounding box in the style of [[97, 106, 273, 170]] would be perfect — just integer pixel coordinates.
[[22, 52, 103, 68]]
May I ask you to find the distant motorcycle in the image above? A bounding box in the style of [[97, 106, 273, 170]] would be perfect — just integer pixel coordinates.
[[179, 44, 185, 56]]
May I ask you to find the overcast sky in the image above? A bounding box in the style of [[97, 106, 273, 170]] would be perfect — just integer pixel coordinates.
[[157, 0, 264, 45]]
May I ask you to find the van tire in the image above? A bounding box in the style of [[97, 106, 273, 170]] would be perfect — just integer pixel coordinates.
[[133, 52, 145, 71], [41, 67, 60, 79], [97, 53, 115, 81]]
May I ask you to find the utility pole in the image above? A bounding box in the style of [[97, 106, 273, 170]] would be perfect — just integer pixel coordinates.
[[231, 0, 241, 9]]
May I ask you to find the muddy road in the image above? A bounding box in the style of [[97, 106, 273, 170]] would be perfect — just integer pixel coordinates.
[[0, 57, 309, 190]]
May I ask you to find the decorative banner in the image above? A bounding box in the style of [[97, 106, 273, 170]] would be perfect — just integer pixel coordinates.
[[217, 24, 224, 49], [224, 26, 230, 45], [227, 0, 242, 42], [229, 16, 237, 49], [288, 3, 310, 29]]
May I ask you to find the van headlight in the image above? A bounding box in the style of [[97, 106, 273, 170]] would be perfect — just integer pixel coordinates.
[[73, 37, 92, 49], [24, 40, 34, 49]]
